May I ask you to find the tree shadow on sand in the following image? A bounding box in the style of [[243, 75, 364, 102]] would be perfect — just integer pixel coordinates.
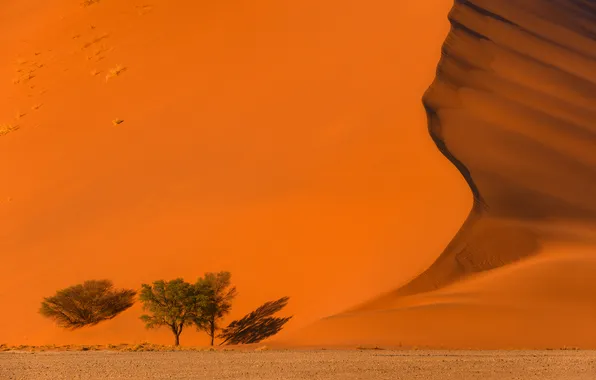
[[219, 297, 292, 345]]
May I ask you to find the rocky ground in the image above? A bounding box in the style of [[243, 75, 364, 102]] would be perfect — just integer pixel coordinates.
[[1, 349, 595, 379]]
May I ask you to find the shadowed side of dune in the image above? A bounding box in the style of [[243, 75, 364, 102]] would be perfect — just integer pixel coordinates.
[[396, 0, 596, 296], [282, 245, 596, 349], [281, 0, 596, 348]]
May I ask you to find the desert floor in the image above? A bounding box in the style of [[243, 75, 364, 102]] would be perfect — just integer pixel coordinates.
[[1, 350, 595, 380]]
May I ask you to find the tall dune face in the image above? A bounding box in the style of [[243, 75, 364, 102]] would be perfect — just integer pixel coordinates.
[[0, 0, 461, 345], [399, 0, 596, 295], [284, 0, 596, 348]]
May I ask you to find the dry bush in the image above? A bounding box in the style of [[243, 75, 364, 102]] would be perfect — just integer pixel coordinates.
[[39, 280, 136, 329]]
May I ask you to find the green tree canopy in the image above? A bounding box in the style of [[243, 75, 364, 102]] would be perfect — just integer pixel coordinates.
[[219, 297, 292, 345], [39, 280, 136, 329], [139, 279, 206, 346], [194, 272, 237, 346]]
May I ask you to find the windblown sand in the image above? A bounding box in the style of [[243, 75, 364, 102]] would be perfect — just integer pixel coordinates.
[[1, 350, 596, 380]]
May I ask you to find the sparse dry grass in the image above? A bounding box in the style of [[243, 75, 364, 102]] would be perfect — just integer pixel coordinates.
[[0, 343, 240, 353], [356, 346, 385, 351], [105, 65, 126, 81], [0, 124, 19, 137]]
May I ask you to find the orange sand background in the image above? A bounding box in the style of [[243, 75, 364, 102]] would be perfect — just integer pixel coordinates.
[[0, 0, 467, 345], [280, 0, 596, 349]]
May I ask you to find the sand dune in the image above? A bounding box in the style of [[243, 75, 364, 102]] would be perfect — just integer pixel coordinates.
[[282, 0, 596, 348], [403, 0, 596, 296], [0, 0, 460, 345], [286, 241, 596, 348], [3, 0, 594, 348]]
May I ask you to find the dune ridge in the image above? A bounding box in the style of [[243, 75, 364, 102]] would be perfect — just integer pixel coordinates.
[[401, 0, 596, 296], [282, 0, 596, 348], [4, 0, 594, 348]]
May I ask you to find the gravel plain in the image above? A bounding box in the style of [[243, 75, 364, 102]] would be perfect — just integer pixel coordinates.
[[1, 350, 596, 380]]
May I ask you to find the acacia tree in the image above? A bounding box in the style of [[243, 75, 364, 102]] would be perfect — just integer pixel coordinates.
[[194, 272, 237, 346], [39, 280, 136, 329], [219, 297, 292, 345], [139, 279, 206, 346]]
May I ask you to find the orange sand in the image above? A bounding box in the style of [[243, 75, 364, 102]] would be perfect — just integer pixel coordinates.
[[0, 0, 463, 345], [5, 0, 593, 349], [281, 0, 596, 348]]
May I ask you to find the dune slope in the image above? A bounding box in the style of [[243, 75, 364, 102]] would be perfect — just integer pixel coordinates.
[[403, 0, 596, 295], [283, 0, 596, 348], [0, 0, 460, 345]]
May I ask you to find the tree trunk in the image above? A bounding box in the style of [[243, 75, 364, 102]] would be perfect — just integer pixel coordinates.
[[171, 324, 181, 346], [210, 321, 215, 346]]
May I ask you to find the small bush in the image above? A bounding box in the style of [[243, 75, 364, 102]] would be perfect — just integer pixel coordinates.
[[40, 280, 136, 329]]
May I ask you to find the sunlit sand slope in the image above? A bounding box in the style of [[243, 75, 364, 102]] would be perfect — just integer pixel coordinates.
[[284, 0, 596, 348], [287, 243, 596, 348], [0, 0, 460, 345]]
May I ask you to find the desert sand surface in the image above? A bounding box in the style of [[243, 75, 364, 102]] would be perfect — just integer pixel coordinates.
[[0, 0, 465, 346], [3, 0, 596, 350], [2, 350, 596, 380], [280, 0, 596, 348], [283, 242, 596, 348]]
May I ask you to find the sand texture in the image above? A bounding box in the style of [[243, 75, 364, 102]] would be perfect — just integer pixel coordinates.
[[2, 0, 595, 349], [2, 350, 596, 380], [0, 0, 461, 346], [282, 0, 596, 348]]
